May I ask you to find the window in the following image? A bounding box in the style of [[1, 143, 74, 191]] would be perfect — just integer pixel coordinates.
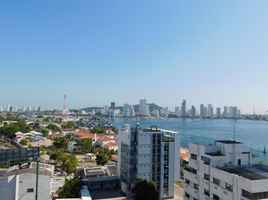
[[213, 177, 220, 185], [185, 192, 190, 198], [191, 153, 197, 160], [204, 189, 210, 196], [242, 189, 268, 199], [204, 173, 210, 181], [225, 183, 233, 192], [238, 159, 241, 166], [213, 194, 220, 200], [194, 184, 199, 190], [27, 188, 34, 193], [185, 179, 190, 185]]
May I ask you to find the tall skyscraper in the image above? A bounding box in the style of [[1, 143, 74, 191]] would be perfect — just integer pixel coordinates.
[[123, 104, 130, 117], [207, 104, 213, 118], [139, 99, 147, 116], [191, 106, 196, 118], [223, 106, 228, 117], [216, 107, 221, 117], [229, 106, 238, 118], [181, 99, 187, 118], [118, 125, 180, 199], [164, 106, 169, 118], [175, 106, 180, 117], [200, 104, 206, 118], [110, 102, 116, 119]]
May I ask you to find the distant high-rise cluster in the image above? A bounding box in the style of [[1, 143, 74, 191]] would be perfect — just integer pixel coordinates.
[[0, 105, 42, 113]]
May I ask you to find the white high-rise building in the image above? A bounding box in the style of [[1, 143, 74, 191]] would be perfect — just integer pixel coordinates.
[[184, 140, 268, 200], [139, 99, 147, 116], [207, 104, 213, 118], [200, 104, 206, 118], [216, 107, 221, 117], [118, 125, 180, 199], [175, 106, 180, 117], [223, 106, 228, 117], [123, 103, 131, 117], [181, 100, 187, 118], [164, 106, 169, 118], [229, 106, 238, 118]]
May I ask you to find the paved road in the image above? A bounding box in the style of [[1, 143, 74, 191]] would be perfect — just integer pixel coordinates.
[[174, 185, 184, 200]]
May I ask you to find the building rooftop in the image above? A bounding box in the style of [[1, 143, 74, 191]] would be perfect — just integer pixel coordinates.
[[3, 162, 54, 177], [82, 164, 118, 178], [215, 140, 242, 144], [221, 164, 268, 180]]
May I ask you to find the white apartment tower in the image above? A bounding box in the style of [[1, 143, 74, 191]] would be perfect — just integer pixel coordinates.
[[118, 125, 180, 199], [181, 100, 187, 118], [184, 140, 268, 200], [139, 99, 148, 116]]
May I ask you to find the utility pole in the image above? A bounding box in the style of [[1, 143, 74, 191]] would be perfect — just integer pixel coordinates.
[[35, 159, 40, 200]]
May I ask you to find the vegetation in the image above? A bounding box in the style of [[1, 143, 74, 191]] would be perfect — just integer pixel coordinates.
[[50, 150, 78, 174], [62, 121, 78, 129], [0, 119, 32, 139], [58, 176, 82, 198], [0, 116, 4, 123], [53, 136, 70, 149], [91, 127, 105, 133], [39, 128, 49, 137], [20, 138, 29, 146], [50, 150, 64, 160], [60, 154, 78, 174], [43, 117, 62, 124], [77, 138, 92, 153], [132, 179, 159, 200], [46, 124, 61, 133], [96, 152, 110, 166]]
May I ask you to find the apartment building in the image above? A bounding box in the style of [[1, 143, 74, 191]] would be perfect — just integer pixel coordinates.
[[184, 140, 268, 200], [118, 124, 180, 199]]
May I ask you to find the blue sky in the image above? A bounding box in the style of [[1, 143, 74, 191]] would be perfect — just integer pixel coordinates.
[[0, 0, 268, 113]]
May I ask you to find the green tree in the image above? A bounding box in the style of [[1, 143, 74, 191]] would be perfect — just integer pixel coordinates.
[[0, 116, 4, 123], [0, 125, 19, 139], [132, 179, 159, 200], [58, 177, 82, 198], [39, 128, 49, 137], [20, 138, 29, 146], [96, 152, 110, 166], [53, 136, 70, 149], [50, 150, 63, 160], [91, 127, 105, 133], [77, 138, 92, 153], [46, 124, 61, 133], [62, 121, 77, 129], [61, 154, 78, 174]]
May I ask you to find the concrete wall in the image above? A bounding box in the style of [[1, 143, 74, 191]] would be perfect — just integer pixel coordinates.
[[18, 173, 51, 200], [0, 175, 17, 200]]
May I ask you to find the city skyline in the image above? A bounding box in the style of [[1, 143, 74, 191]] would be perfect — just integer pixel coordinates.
[[1, 1, 268, 113]]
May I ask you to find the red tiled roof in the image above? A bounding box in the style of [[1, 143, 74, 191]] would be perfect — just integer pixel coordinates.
[[105, 142, 118, 147], [98, 135, 114, 141], [73, 129, 94, 139]]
